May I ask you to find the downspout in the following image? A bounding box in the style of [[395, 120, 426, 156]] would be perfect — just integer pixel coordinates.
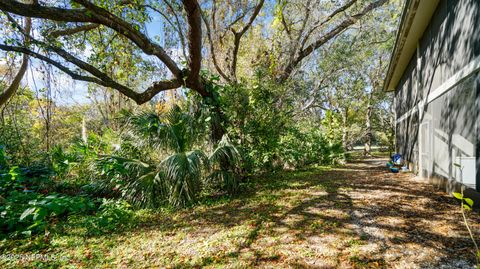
[[393, 95, 397, 154]]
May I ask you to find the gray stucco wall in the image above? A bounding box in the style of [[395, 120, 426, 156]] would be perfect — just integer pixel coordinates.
[[394, 0, 480, 191]]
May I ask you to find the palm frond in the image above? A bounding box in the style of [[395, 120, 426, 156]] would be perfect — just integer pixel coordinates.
[[161, 152, 204, 207], [208, 135, 242, 194], [94, 155, 166, 208], [92, 107, 243, 208], [209, 135, 241, 169], [125, 106, 199, 153], [187, 150, 210, 172], [125, 111, 179, 152], [208, 170, 239, 194], [120, 170, 166, 208]]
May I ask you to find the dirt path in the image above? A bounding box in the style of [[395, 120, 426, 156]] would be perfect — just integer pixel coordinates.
[[333, 158, 480, 268]]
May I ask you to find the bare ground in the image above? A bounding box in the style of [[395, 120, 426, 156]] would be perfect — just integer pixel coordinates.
[[4, 158, 480, 268]]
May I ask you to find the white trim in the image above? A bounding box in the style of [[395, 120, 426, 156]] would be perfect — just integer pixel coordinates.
[[396, 105, 418, 123], [428, 56, 480, 103], [419, 121, 431, 179], [396, 55, 480, 124]]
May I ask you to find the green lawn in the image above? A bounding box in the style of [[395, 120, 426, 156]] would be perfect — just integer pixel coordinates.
[[1, 160, 478, 268]]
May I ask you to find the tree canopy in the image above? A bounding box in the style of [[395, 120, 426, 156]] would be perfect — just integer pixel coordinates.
[[1, 0, 390, 104]]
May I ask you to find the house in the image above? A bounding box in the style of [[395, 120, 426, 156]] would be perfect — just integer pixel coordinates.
[[383, 0, 480, 197]]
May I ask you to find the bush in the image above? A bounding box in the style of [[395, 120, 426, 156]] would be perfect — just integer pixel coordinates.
[[80, 199, 134, 235], [220, 78, 296, 173], [278, 126, 346, 169], [0, 155, 96, 238], [0, 192, 95, 237], [50, 132, 117, 184], [219, 76, 346, 174], [90, 107, 241, 208]]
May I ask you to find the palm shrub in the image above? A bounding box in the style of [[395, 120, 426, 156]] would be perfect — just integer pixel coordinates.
[[94, 105, 240, 208], [208, 136, 241, 194], [95, 155, 165, 208]]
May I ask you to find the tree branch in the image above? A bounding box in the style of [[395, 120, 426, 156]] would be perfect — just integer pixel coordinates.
[[0, 0, 182, 77], [182, 0, 204, 94], [135, 1, 188, 60], [280, 7, 292, 40], [48, 23, 99, 38], [0, 44, 181, 105], [162, 0, 188, 60], [0, 0, 215, 103], [74, 0, 183, 76], [0, 16, 30, 107], [224, 7, 253, 34], [287, 0, 312, 71], [0, 44, 102, 84], [230, 0, 264, 81], [201, 11, 231, 82], [300, 0, 358, 50], [279, 0, 387, 81]]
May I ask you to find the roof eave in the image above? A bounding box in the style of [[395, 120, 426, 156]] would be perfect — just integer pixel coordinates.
[[383, 0, 440, 92]]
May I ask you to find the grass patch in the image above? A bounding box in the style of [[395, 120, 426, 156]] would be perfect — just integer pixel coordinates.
[[0, 162, 402, 268]]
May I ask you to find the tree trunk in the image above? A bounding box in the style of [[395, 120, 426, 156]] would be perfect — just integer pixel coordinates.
[[210, 103, 226, 143], [82, 116, 88, 144], [0, 15, 31, 107], [364, 101, 373, 156], [341, 107, 349, 151]]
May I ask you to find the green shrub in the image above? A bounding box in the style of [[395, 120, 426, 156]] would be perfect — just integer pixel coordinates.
[[0, 145, 8, 169], [92, 106, 241, 208], [277, 126, 346, 169], [0, 192, 95, 237], [0, 150, 96, 237], [219, 76, 346, 173], [80, 199, 134, 235]]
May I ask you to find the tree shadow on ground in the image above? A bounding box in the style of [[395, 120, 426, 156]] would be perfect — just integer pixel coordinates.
[[72, 158, 479, 268], [144, 158, 475, 267]]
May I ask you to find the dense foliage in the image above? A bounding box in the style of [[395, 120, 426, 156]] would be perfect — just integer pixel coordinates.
[[0, 77, 354, 239], [0, 0, 399, 246], [0, 148, 133, 238]]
